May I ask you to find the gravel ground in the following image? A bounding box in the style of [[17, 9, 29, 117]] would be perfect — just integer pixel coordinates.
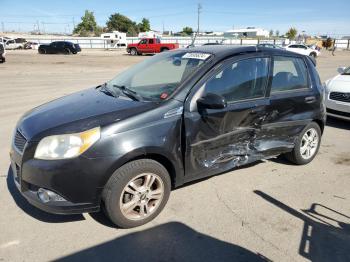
[[0, 49, 349, 262]]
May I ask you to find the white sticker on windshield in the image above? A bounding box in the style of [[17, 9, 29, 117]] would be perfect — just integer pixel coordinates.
[[182, 52, 211, 60]]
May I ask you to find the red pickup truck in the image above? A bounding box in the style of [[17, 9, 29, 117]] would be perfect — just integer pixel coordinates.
[[127, 38, 179, 55]]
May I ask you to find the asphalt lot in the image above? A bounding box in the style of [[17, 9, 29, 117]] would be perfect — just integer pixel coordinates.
[[0, 49, 349, 262]]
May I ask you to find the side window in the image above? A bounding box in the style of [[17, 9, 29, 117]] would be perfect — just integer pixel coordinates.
[[156, 38, 161, 44], [289, 45, 297, 48], [202, 57, 269, 103], [148, 39, 154, 44], [140, 39, 147, 44], [271, 56, 309, 92]]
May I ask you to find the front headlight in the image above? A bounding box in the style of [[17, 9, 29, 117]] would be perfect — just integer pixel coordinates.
[[34, 127, 100, 160]]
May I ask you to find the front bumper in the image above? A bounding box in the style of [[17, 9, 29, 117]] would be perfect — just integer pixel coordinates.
[[325, 97, 350, 121], [9, 142, 117, 215]]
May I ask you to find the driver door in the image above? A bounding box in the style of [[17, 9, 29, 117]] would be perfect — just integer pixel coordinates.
[[138, 39, 148, 53], [183, 55, 271, 180]]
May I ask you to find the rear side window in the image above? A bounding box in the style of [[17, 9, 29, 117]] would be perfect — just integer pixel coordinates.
[[149, 39, 154, 44], [203, 57, 269, 103], [271, 56, 309, 92]]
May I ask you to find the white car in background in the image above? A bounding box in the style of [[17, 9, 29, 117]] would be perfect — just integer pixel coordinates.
[[324, 67, 350, 121], [284, 44, 320, 58]]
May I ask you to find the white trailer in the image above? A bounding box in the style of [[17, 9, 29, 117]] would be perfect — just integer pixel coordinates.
[[138, 31, 162, 39], [101, 31, 127, 48]]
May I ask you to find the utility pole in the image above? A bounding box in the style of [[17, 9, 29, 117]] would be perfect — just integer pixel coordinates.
[[72, 17, 76, 30], [41, 22, 45, 34], [162, 21, 165, 34], [37, 20, 40, 34], [197, 3, 202, 36], [190, 3, 202, 47]]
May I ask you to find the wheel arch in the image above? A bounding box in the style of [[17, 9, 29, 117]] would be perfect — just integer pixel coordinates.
[[101, 148, 183, 190], [313, 119, 325, 134]]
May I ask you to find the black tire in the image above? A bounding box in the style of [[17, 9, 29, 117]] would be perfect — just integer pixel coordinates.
[[160, 47, 169, 52], [102, 159, 171, 228], [64, 48, 72, 55], [38, 48, 46, 54], [309, 52, 317, 58], [285, 122, 322, 165], [130, 48, 138, 56]]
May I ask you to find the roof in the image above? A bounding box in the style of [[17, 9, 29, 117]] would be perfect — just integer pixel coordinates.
[[178, 45, 296, 61]]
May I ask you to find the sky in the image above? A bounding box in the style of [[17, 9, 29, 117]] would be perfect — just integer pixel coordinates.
[[1, 0, 350, 36]]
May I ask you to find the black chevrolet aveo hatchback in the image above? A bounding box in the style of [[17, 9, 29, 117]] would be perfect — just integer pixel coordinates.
[[10, 46, 326, 228]]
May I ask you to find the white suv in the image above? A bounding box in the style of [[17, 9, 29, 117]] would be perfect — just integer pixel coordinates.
[[284, 44, 320, 58]]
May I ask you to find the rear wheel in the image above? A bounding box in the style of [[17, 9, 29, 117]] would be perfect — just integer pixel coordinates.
[[160, 47, 169, 52], [102, 159, 171, 228], [309, 52, 317, 58], [130, 48, 138, 56], [285, 122, 321, 165], [38, 48, 46, 54]]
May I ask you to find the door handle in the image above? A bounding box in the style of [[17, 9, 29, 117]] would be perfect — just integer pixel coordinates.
[[305, 96, 316, 103]]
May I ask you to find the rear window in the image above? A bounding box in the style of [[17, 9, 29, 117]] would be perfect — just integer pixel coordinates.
[[271, 56, 309, 92]]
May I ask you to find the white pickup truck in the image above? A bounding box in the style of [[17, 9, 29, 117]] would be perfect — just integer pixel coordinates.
[[4, 39, 25, 50]]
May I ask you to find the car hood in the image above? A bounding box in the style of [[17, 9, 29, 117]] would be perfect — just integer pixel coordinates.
[[327, 75, 350, 92], [18, 88, 157, 141]]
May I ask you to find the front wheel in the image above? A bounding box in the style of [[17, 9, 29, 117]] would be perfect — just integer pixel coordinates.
[[102, 159, 171, 228], [285, 122, 321, 165], [130, 48, 138, 56]]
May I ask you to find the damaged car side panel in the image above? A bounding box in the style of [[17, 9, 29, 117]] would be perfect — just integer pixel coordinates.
[[182, 53, 323, 182]]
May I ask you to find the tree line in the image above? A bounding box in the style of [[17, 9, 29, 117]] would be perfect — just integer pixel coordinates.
[[73, 10, 151, 37], [74, 10, 302, 40], [73, 10, 197, 37]]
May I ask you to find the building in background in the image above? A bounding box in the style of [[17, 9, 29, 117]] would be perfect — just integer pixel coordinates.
[[224, 27, 270, 38]]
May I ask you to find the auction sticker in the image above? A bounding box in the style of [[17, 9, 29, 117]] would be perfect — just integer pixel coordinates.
[[182, 52, 211, 60]]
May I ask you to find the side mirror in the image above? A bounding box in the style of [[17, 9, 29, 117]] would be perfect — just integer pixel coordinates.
[[197, 93, 227, 110], [337, 67, 346, 74]]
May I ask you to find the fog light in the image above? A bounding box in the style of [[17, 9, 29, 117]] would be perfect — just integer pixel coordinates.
[[37, 188, 66, 203]]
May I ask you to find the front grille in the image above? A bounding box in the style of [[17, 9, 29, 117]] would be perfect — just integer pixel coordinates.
[[327, 108, 350, 118], [329, 92, 350, 103], [14, 130, 27, 153]]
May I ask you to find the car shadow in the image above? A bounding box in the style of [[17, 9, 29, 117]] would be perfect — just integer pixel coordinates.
[[254, 190, 350, 262], [57, 222, 270, 262], [326, 117, 350, 130], [6, 166, 85, 223]]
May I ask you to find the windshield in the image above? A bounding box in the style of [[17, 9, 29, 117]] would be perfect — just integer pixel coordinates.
[[107, 51, 211, 101], [342, 67, 350, 75]]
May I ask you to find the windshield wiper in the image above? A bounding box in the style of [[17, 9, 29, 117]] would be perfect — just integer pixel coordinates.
[[113, 85, 143, 101], [99, 83, 118, 98]]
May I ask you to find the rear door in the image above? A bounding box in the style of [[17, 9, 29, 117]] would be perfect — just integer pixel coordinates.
[[147, 38, 157, 53], [262, 55, 319, 149], [183, 55, 271, 180]]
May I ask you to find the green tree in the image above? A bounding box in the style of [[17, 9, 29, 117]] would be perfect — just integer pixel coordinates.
[[106, 13, 139, 36], [182, 26, 193, 36], [138, 18, 151, 32], [73, 10, 99, 36], [269, 29, 274, 37], [276, 30, 280, 37], [286, 27, 298, 40]]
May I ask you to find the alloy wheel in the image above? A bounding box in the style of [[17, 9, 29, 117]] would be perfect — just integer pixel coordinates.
[[300, 128, 319, 160], [119, 173, 164, 220]]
